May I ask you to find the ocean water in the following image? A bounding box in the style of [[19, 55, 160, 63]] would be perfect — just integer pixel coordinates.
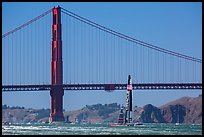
[[2, 123, 202, 135]]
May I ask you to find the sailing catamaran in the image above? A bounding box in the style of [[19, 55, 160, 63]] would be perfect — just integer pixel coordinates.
[[109, 75, 142, 126]]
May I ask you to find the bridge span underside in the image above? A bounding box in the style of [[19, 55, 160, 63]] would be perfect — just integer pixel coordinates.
[[2, 83, 202, 92]]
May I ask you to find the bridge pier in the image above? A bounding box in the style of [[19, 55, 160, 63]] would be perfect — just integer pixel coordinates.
[[49, 6, 64, 123]]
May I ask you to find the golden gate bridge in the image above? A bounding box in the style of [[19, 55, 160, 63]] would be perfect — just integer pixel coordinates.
[[2, 6, 202, 123]]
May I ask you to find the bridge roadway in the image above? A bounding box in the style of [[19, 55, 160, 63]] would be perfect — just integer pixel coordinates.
[[2, 83, 202, 91]]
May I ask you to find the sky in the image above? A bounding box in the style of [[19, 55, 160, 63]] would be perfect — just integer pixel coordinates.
[[2, 2, 202, 111]]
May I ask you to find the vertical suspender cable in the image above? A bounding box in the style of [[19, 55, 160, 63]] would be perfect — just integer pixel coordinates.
[[67, 16, 69, 84], [163, 52, 164, 82], [73, 18, 75, 84], [35, 21, 40, 84], [88, 23, 90, 83], [155, 49, 157, 83], [97, 28, 99, 83], [116, 37, 121, 83], [107, 33, 109, 83], [76, 20, 79, 84], [106, 30, 108, 83], [48, 14, 50, 84], [19, 27, 21, 85], [97, 29, 100, 84], [172, 56, 174, 83], [119, 37, 121, 83], [14, 32, 16, 85], [185, 59, 187, 82], [3, 38, 5, 84], [194, 61, 196, 82], [111, 33, 113, 83], [81, 20, 83, 83], [98, 28, 100, 83], [148, 48, 150, 83], [131, 42, 133, 83], [82, 21, 84, 83], [80, 20, 82, 83], [171, 55, 173, 83], [30, 22, 32, 84], [140, 45, 142, 83], [112, 35, 113, 83], [104, 30, 105, 83], [34, 20, 36, 84], [180, 58, 182, 82], [26, 25, 28, 84], [69, 15, 71, 84], [180, 57, 181, 82], [143, 45, 144, 83], [76, 19, 78, 84], [45, 16, 47, 84], [158, 50, 160, 83], [8, 36, 9, 85], [170, 55, 172, 82], [37, 20, 38, 84], [11, 33, 13, 85], [25, 25, 27, 84], [95, 27, 97, 83], [85, 23, 87, 84], [41, 18, 43, 84], [2, 38, 4, 84], [34, 20, 35, 84], [43, 15, 45, 84], [66, 14, 68, 84], [99, 28, 101, 84], [91, 26, 93, 84], [126, 40, 128, 82], [38, 20, 39, 84], [135, 43, 137, 83], [165, 53, 167, 82], [114, 34, 115, 83], [3, 36, 6, 85], [128, 41, 130, 78], [43, 16, 44, 84], [150, 48, 152, 82], [43, 16, 45, 84], [177, 57, 179, 82]]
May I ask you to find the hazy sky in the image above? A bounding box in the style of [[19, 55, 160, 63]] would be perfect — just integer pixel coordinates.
[[2, 2, 202, 111]]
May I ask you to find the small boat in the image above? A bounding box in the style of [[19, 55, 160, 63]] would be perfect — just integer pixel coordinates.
[[42, 121, 49, 124], [134, 121, 143, 126], [108, 123, 124, 127], [175, 123, 180, 125], [2, 121, 9, 125]]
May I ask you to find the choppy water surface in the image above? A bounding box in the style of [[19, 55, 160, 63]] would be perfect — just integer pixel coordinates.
[[2, 123, 202, 135]]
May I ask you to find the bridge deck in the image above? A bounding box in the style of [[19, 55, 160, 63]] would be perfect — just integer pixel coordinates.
[[2, 83, 202, 91]]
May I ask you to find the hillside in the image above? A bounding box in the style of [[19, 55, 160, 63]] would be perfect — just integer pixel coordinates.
[[63, 103, 120, 123], [159, 94, 202, 124], [2, 105, 50, 123], [132, 94, 202, 124], [2, 95, 202, 124]]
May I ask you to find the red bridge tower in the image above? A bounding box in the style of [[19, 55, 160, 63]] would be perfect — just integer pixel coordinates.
[[49, 6, 64, 123]]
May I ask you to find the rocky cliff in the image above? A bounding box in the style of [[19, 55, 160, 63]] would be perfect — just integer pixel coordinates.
[[133, 95, 202, 124], [160, 94, 202, 124]]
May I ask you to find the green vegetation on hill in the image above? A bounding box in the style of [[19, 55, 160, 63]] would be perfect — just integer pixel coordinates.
[[85, 103, 120, 118]]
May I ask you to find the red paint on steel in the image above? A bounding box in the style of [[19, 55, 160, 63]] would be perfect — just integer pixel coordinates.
[[49, 6, 64, 123]]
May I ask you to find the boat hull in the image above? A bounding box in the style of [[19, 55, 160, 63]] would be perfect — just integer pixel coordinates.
[[108, 123, 134, 127]]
